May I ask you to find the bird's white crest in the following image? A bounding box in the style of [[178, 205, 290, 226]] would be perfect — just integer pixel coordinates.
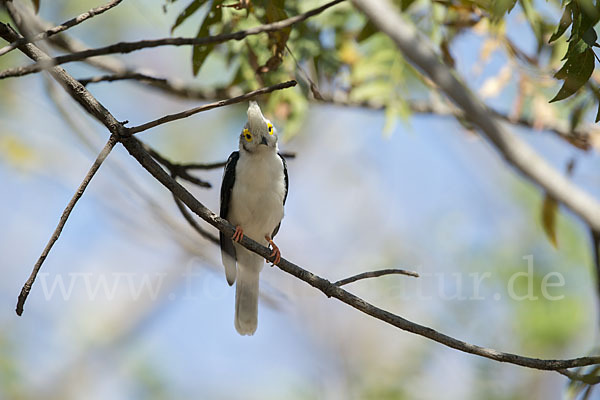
[[247, 101, 266, 133]]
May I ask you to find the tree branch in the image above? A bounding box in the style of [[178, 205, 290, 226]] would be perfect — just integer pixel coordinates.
[[0, 21, 123, 133], [7, 0, 600, 379], [170, 175, 219, 245], [592, 229, 600, 310], [321, 96, 594, 151], [117, 135, 600, 372], [79, 69, 595, 151], [180, 151, 296, 170], [558, 368, 600, 385], [140, 139, 211, 187], [15, 135, 117, 316], [78, 71, 169, 86], [351, 0, 600, 233], [0, 0, 346, 80], [125, 80, 297, 135], [24, 2, 593, 151], [0, 0, 123, 57], [1, 11, 128, 315], [334, 268, 419, 286]]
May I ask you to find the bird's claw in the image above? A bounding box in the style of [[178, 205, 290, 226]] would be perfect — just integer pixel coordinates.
[[232, 226, 244, 242], [265, 236, 281, 265]]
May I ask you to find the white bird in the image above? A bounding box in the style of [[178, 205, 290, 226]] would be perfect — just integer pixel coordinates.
[[220, 101, 288, 335]]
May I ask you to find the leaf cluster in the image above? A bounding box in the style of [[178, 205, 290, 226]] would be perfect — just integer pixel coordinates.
[[549, 0, 599, 112]]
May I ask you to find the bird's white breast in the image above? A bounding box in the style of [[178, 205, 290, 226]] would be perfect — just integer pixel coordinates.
[[228, 149, 286, 244]]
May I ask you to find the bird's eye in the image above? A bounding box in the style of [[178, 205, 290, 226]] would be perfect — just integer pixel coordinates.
[[267, 123, 273, 135], [243, 129, 252, 142]]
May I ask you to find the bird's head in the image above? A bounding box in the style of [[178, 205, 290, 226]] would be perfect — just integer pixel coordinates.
[[239, 101, 278, 153]]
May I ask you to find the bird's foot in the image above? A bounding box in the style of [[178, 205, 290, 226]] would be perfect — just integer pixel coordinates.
[[232, 226, 244, 242], [265, 235, 281, 265]]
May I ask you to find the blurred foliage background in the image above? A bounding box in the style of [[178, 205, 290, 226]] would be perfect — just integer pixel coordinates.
[[1, 0, 600, 399]]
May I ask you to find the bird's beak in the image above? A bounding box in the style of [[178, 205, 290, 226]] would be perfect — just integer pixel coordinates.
[[260, 136, 268, 146]]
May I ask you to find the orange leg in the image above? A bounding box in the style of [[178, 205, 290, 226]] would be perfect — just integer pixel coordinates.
[[232, 226, 244, 242], [265, 235, 281, 265]]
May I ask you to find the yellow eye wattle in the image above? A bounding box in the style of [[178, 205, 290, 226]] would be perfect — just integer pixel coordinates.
[[267, 123, 274, 135], [243, 129, 252, 142]]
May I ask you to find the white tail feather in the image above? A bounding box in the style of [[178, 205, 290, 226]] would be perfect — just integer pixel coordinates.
[[234, 248, 262, 335]]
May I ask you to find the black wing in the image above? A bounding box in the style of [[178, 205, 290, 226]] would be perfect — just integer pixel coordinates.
[[271, 153, 289, 238], [220, 151, 239, 262]]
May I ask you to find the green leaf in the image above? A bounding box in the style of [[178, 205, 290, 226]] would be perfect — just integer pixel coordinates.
[[549, 2, 573, 43], [550, 47, 595, 102], [562, 38, 588, 61], [582, 26, 598, 47], [171, 0, 207, 33], [192, 44, 214, 76], [554, 61, 569, 79], [541, 194, 559, 248], [567, 3, 582, 42], [357, 20, 377, 42], [191, 1, 223, 76], [491, 0, 518, 19]]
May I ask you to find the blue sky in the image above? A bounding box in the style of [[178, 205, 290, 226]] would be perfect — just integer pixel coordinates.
[[1, 1, 600, 399]]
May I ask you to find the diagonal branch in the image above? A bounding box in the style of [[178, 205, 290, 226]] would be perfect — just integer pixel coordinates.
[[334, 268, 419, 286], [0, 13, 127, 315], [351, 0, 600, 233], [140, 139, 212, 187], [125, 80, 297, 134], [118, 134, 600, 372], [0, 21, 123, 133], [7, 0, 600, 378], [170, 175, 219, 245], [592, 229, 600, 308], [16, 135, 117, 315], [0, 0, 346, 80], [0, 0, 123, 57]]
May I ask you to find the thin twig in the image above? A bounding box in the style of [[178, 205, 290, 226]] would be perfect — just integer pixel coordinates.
[[170, 172, 219, 245], [118, 134, 600, 372], [334, 268, 419, 286], [181, 151, 296, 170], [285, 43, 324, 100], [16, 135, 117, 316], [79, 71, 168, 86], [140, 139, 211, 187], [593, 229, 600, 316], [125, 80, 297, 135], [1, 11, 126, 316], [0, 0, 346, 80], [79, 71, 244, 100], [0, 0, 123, 57], [558, 368, 600, 385]]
